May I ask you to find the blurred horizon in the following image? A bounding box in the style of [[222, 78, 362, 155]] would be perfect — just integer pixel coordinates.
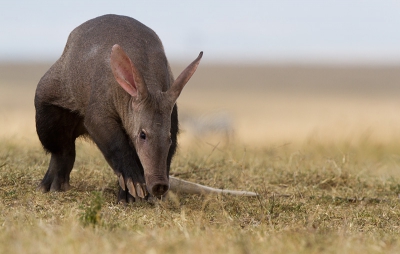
[[1, 1, 400, 65], [2, 1, 400, 146]]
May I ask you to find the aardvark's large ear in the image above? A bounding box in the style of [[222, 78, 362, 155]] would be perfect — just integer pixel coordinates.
[[167, 51, 203, 103], [110, 44, 148, 99]]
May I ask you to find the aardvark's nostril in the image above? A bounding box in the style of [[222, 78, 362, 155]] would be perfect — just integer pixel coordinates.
[[151, 183, 169, 198]]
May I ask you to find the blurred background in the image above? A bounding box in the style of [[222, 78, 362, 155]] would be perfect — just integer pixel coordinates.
[[1, 1, 400, 146]]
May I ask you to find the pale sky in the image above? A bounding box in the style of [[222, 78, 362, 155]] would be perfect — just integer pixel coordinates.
[[1, 0, 400, 64]]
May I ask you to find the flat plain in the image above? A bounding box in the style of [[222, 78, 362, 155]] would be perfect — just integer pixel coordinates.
[[1, 62, 400, 253]]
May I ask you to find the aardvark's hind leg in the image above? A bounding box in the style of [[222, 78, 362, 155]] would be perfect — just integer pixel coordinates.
[[35, 103, 86, 192]]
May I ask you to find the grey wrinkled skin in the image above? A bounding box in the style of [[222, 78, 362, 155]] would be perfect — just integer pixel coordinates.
[[35, 14, 202, 203]]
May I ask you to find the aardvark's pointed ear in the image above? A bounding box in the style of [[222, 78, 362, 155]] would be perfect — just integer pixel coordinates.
[[110, 44, 148, 99], [167, 51, 203, 103]]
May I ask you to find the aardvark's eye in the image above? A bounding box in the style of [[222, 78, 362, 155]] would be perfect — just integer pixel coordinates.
[[140, 130, 146, 140]]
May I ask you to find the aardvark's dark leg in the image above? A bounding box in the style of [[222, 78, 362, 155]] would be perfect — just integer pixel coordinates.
[[84, 113, 146, 203], [35, 103, 86, 192]]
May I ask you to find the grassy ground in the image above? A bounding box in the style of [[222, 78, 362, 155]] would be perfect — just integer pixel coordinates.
[[1, 63, 400, 253], [1, 137, 400, 253]]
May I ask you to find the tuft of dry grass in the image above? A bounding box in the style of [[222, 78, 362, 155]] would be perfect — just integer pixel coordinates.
[[1, 137, 400, 254]]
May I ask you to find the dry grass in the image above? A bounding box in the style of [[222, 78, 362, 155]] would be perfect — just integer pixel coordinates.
[[1, 62, 400, 253], [1, 138, 400, 253]]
